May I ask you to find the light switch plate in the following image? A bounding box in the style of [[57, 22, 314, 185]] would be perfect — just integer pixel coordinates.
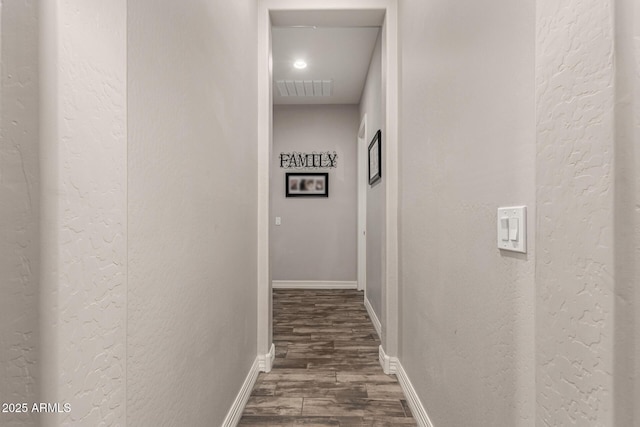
[[497, 206, 526, 253]]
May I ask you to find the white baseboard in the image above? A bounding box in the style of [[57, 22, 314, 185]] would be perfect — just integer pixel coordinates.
[[222, 357, 260, 427], [272, 280, 357, 289], [258, 343, 275, 372], [378, 345, 397, 375], [222, 345, 276, 427], [364, 296, 382, 339], [378, 346, 434, 427], [395, 359, 435, 427]]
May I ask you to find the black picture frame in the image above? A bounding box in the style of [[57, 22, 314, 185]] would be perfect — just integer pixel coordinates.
[[368, 130, 382, 185], [285, 172, 329, 198]]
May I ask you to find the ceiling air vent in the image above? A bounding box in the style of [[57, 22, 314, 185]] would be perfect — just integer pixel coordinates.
[[276, 80, 332, 97]]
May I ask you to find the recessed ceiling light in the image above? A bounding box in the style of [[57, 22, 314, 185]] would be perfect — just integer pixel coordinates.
[[293, 60, 307, 69]]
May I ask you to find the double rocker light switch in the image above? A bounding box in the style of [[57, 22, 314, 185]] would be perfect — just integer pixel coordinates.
[[497, 206, 526, 253]]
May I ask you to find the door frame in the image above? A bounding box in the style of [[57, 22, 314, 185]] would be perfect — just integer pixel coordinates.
[[357, 114, 368, 293], [257, 0, 399, 372]]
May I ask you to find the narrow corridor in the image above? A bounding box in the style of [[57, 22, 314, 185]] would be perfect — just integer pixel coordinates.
[[239, 289, 416, 426]]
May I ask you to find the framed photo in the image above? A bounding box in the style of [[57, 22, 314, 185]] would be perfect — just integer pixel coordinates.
[[286, 172, 329, 198], [368, 130, 382, 185]]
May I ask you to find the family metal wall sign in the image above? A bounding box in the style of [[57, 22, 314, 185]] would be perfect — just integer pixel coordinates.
[[279, 151, 338, 169]]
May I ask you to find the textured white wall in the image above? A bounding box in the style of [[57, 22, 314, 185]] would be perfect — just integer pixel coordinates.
[[0, 1, 39, 425], [359, 32, 384, 321], [127, 1, 258, 425], [39, 1, 127, 426], [272, 105, 358, 282], [536, 0, 619, 425], [399, 0, 536, 425]]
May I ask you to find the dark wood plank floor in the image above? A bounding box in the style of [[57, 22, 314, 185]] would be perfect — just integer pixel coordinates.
[[239, 289, 416, 426]]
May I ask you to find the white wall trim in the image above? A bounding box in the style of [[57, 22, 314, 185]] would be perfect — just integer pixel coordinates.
[[256, 0, 274, 361], [258, 343, 275, 372], [377, 348, 434, 427], [395, 359, 435, 427], [378, 344, 397, 375], [272, 280, 357, 289], [381, 0, 400, 363], [365, 296, 382, 339], [222, 357, 260, 427], [357, 113, 367, 292]]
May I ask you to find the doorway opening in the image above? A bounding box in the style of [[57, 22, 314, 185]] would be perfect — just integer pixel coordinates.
[[257, 2, 399, 374]]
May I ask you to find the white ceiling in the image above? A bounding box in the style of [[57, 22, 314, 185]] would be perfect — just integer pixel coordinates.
[[272, 26, 380, 105]]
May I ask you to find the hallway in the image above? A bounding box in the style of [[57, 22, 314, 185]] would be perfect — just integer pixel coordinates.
[[1, 1, 638, 426], [239, 290, 416, 426]]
